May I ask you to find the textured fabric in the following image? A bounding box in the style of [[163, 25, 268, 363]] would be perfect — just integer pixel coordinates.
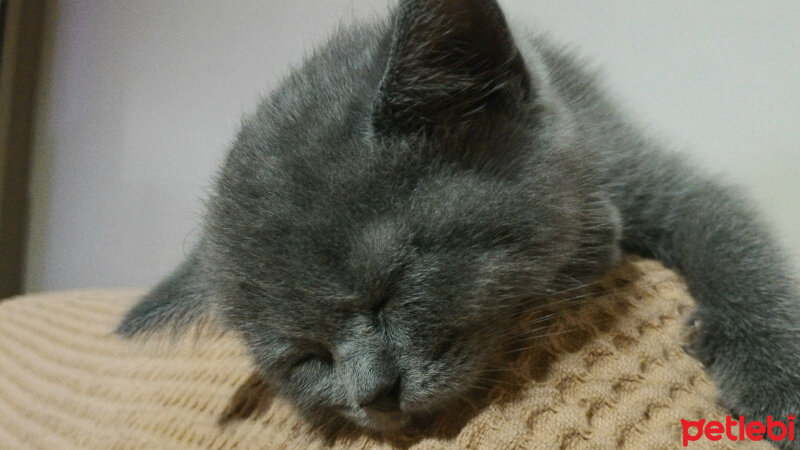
[[0, 259, 769, 449]]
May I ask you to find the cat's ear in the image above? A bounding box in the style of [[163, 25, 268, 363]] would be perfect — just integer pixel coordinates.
[[372, 0, 531, 137], [116, 252, 209, 338]]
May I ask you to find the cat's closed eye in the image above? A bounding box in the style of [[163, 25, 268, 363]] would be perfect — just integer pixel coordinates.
[[372, 292, 393, 315], [293, 348, 334, 369]]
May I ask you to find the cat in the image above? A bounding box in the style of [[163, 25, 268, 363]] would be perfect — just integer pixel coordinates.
[[117, 0, 800, 446]]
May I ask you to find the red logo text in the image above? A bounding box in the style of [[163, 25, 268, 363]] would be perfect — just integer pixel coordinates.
[[681, 415, 795, 446]]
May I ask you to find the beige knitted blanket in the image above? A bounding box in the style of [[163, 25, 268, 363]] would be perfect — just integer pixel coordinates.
[[0, 259, 769, 449]]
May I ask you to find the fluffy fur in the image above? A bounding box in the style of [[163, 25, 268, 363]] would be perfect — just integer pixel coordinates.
[[117, 0, 800, 446]]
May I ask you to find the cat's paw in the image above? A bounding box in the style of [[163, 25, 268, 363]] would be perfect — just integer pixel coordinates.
[[685, 311, 800, 449], [719, 383, 800, 450]]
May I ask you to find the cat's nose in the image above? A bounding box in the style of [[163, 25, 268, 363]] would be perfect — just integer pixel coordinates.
[[359, 375, 401, 412]]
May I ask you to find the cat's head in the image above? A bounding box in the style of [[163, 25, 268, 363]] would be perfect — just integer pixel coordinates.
[[118, 0, 619, 432]]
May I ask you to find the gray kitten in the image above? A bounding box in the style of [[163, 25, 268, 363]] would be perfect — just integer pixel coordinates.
[[118, 0, 800, 445]]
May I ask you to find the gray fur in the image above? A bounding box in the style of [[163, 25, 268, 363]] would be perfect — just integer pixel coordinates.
[[117, 0, 800, 445]]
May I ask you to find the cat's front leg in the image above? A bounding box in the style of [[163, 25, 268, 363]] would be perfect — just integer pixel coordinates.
[[602, 148, 800, 448], [687, 302, 800, 449]]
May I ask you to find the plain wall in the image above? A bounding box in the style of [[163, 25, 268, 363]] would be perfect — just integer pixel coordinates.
[[26, 0, 800, 292]]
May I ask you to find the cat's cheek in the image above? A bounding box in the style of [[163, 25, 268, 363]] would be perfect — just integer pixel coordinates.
[[396, 357, 480, 414], [279, 365, 347, 414]]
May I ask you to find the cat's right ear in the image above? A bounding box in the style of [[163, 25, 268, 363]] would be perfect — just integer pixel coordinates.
[[116, 252, 209, 338], [371, 0, 531, 138]]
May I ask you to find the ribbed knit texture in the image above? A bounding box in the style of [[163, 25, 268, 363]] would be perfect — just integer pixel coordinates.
[[0, 259, 770, 449]]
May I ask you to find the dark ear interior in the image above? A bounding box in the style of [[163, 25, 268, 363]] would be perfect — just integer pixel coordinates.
[[116, 252, 209, 338], [372, 0, 531, 137]]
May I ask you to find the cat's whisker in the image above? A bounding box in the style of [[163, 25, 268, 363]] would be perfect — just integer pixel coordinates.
[[307, 413, 340, 440], [450, 389, 479, 410], [469, 376, 517, 388], [494, 328, 590, 356], [464, 383, 495, 392], [478, 367, 519, 374], [503, 316, 618, 343]]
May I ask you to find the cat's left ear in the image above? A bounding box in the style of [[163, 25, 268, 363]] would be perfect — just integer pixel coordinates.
[[372, 0, 531, 137]]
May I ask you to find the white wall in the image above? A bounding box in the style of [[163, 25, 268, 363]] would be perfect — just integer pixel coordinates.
[[26, 0, 800, 291]]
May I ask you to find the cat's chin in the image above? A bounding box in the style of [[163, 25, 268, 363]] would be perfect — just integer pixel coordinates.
[[345, 408, 412, 432]]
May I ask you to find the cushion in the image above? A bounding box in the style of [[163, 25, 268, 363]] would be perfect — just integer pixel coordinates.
[[0, 259, 768, 449]]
